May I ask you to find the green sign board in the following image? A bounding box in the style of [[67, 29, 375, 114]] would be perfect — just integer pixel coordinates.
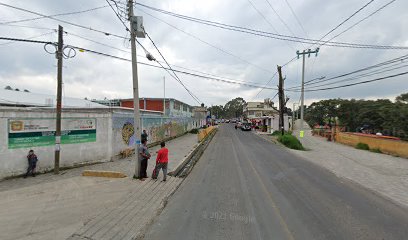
[[8, 118, 97, 149]]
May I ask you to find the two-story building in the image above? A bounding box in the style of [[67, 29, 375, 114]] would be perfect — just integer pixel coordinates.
[[243, 99, 277, 120], [94, 97, 194, 118]]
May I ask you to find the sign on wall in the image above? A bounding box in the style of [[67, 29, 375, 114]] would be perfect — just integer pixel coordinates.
[[8, 118, 97, 149]]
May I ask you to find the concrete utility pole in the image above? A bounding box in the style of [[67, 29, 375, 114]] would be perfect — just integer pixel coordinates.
[[128, 0, 142, 179], [163, 76, 166, 115], [54, 25, 63, 174], [277, 65, 285, 135], [296, 48, 319, 131]]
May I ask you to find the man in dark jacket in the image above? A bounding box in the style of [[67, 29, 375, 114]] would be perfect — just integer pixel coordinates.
[[24, 150, 38, 178]]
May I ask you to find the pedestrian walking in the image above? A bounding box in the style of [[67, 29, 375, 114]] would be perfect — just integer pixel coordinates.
[[24, 150, 38, 178], [141, 129, 148, 142], [152, 141, 169, 182], [138, 139, 151, 181]]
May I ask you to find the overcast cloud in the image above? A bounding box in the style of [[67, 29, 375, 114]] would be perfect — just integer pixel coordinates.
[[1, 0, 407, 107]]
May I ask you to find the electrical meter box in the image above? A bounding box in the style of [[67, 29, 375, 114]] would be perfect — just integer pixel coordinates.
[[131, 16, 145, 38]]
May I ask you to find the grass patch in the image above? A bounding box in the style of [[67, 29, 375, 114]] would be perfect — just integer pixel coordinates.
[[277, 134, 305, 150], [369, 148, 382, 153], [355, 142, 370, 150], [272, 130, 292, 136]]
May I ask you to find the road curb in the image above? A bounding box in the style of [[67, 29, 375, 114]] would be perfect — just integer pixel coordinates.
[[168, 128, 217, 177], [82, 170, 127, 178]]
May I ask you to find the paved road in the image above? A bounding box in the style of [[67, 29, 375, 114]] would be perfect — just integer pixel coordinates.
[[144, 124, 408, 240]]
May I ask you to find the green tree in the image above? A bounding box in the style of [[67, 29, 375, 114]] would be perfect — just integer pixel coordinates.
[[224, 97, 246, 118]]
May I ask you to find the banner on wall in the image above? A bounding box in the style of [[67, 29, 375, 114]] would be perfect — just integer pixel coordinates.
[[8, 118, 97, 149]]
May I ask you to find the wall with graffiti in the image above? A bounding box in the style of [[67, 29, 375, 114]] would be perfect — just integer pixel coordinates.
[[112, 112, 198, 157]]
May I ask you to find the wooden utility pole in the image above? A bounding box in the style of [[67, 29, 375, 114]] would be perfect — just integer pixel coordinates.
[[54, 25, 63, 174], [277, 65, 284, 135]]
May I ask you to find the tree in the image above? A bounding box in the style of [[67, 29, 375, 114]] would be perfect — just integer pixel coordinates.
[[396, 93, 408, 104], [224, 97, 246, 118]]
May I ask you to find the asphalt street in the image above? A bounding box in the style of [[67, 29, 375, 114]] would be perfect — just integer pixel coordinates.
[[144, 124, 408, 240]]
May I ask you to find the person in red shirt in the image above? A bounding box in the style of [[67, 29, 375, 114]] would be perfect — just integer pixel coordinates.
[[152, 141, 169, 181]]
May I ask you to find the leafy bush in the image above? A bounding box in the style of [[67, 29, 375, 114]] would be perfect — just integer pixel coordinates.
[[356, 142, 370, 150], [370, 148, 382, 153], [189, 128, 199, 134], [277, 134, 305, 150]]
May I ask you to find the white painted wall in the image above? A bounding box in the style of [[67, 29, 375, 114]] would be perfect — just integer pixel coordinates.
[[0, 108, 112, 179]]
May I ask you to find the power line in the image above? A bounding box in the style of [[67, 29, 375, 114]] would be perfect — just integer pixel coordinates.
[[316, 0, 375, 46], [0, 23, 56, 31], [246, 0, 295, 51], [303, 63, 408, 90], [68, 45, 278, 90], [302, 71, 408, 92], [64, 30, 259, 85], [136, 3, 408, 50], [0, 2, 127, 39], [105, 0, 129, 31], [283, 0, 309, 38], [0, 31, 55, 46], [320, 0, 398, 48], [288, 53, 408, 89], [1, 5, 108, 25], [0, 36, 54, 44], [144, 32, 202, 104], [264, 0, 302, 45], [137, 7, 273, 74]]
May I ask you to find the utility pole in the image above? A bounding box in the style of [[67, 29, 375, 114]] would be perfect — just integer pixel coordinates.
[[296, 48, 319, 131], [128, 0, 143, 179], [163, 76, 166, 115], [277, 65, 285, 135], [54, 25, 63, 174]]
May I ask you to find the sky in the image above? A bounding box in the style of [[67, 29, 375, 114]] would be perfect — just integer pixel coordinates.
[[1, 0, 407, 108]]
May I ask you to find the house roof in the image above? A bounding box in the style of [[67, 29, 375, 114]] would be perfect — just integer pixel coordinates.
[[0, 89, 107, 108]]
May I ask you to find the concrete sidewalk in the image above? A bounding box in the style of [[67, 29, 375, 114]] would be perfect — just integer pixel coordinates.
[[0, 133, 198, 240], [290, 129, 408, 209]]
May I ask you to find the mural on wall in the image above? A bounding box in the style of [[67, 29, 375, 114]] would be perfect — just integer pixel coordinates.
[[112, 114, 195, 154], [122, 122, 135, 146], [8, 118, 96, 149]]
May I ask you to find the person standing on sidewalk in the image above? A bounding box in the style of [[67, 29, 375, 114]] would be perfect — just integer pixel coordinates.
[[141, 130, 148, 143], [152, 142, 169, 182], [138, 139, 151, 181], [24, 150, 38, 178]]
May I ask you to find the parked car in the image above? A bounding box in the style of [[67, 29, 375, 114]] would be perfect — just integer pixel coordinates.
[[241, 123, 251, 131], [225, 119, 230, 123]]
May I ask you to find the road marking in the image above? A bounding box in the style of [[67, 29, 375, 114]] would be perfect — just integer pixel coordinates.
[[232, 129, 295, 240]]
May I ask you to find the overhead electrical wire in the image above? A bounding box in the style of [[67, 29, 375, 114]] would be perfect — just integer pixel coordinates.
[[67, 45, 278, 90], [315, 0, 375, 46], [0, 2, 127, 39], [0, 31, 55, 46], [285, 53, 408, 91], [283, 0, 309, 38], [64, 30, 257, 85], [144, 33, 202, 104], [288, 53, 408, 89], [136, 8, 273, 74], [0, 36, 54, 45], [1, 5, 108, 25], [319, 0, 398, 48], [300, 71, 408, 92], [103, 1, 202, 104], [246, 0, 295, 51], [135, 3, 408, 50]]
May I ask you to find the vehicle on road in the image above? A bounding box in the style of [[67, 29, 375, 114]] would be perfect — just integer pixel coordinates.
[[241, 123, 251, 131]]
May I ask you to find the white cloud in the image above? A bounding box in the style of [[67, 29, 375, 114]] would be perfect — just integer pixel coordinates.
[[1, 0, 408, 107]]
